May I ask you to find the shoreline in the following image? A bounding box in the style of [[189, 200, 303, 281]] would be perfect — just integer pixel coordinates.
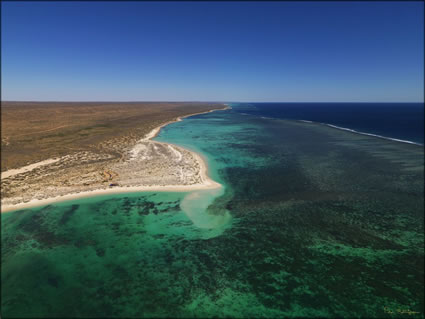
[[1, 105, 229, 213], [141, 105, 229, 141], [1, 182, 222, 213]]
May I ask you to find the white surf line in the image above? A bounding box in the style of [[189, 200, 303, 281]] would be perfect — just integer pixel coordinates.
[[324, 123, 423, 146], [1, 158, 62, 179], [297, 120, 424, 146]]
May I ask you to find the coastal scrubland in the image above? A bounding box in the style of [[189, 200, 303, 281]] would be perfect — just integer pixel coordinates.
[[1, 102, 226, 208], [1, 102, 224, 170]]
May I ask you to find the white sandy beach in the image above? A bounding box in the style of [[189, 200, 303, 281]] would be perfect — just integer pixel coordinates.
[[1, 182, 222, 213], [1, 106, 228, 213]]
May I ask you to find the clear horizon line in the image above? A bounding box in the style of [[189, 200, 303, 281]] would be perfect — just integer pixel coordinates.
[[2, 100, 424, 103]]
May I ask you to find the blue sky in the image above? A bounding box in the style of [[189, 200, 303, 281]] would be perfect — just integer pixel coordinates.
[[2, 1, 424, 102]]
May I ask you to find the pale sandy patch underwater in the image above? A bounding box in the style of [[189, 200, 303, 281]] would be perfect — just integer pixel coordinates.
[[2, 106, 424, 317]]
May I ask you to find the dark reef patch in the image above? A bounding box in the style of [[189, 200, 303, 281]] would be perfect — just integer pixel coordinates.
[[2, 108, 423, 318]]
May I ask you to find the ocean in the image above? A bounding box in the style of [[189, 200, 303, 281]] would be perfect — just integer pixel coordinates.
[[1, 104, 424, 317], [234, 102, 424, 145]]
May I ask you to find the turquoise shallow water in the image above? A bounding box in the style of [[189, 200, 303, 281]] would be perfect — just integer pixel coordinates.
[[2, 105, 424, 317]]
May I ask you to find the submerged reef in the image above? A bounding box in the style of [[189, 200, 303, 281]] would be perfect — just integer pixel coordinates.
[[2, 108, 423, 318]]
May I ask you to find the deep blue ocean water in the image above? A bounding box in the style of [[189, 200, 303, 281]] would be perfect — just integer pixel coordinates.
[[233, 103, 424, 145]]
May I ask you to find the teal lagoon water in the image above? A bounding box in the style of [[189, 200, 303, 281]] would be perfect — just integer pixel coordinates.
[[2, 105, 424, 317]]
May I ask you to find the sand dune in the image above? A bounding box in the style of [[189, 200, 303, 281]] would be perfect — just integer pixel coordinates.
[[1, 158, 62, 179]]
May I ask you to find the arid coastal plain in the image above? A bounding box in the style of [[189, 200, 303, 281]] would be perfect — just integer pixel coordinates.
[[1, 102, 228, 212]]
